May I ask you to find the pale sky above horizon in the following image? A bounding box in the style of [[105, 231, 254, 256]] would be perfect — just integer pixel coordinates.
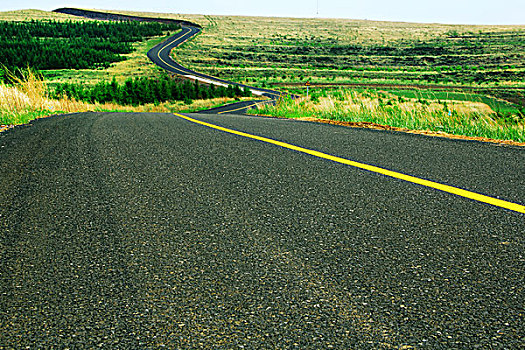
[[1, 0, 524, 25]]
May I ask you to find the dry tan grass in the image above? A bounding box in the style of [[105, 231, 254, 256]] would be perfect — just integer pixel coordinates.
[[251, 89, 525, 142], [330, 90, 494, 115], [90, 8, 524, 44], [291, 90, 497, 123], [0, 71, 89, 116], [77, 8, 209, 25], [0, 70, 257, 127], [1, 72, 109, 125]]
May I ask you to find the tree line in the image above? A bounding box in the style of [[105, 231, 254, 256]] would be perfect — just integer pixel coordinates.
[[0, 20, 180, 71], [52, 76, 253, 105]]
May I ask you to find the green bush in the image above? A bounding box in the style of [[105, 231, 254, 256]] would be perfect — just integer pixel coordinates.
[[53, 77, 252, 105], [0, 20, 180, 71]]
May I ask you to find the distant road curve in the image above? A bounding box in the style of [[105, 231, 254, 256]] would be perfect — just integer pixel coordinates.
[[53, 7, 289, 114]]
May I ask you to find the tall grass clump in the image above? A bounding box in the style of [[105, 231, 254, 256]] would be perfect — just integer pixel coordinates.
[[250, 89, 525, 142], [0, 68, 93, 125]]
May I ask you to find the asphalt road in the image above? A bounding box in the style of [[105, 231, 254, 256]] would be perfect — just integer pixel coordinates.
[[145, 22, 289, 114], [55, 8, 287, 114], [1, 112, 523, 348], [146, 24, 285, 101]]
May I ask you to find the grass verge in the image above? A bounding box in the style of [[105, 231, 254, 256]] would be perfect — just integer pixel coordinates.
[[248, 89, 525, 144], [0, 69, 257, 129]]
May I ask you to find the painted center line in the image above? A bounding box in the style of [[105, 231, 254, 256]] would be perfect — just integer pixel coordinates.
[[174, 113, 525, 214], [217, 101, 270, 114]]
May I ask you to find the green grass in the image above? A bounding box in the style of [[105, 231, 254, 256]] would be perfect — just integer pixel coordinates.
[[384, 90, 521, 113], [0, 110, 63, 125], [41, 34, 174, 86], [249, 89, 525, 143]]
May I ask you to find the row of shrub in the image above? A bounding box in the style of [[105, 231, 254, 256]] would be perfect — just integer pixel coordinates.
[[52, 76, 253, 105], [0, 20, 180, 71], [0, 19, 178, 41]]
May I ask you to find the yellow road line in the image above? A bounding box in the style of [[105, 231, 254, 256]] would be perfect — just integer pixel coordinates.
[[217, 101, 269, 114], [157, 27, 194, 75], [217, 104, 255, 114], [174, 113, 525, 214]]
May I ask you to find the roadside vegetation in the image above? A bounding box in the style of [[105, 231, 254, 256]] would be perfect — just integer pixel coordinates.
[[52, 77, 251, 106], [0, 20, 180, 72], [0, 10, 257, 127], [0, 69, 254, 127], [250, 89, 525, 143]]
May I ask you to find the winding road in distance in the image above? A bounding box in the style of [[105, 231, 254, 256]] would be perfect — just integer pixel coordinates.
[[1, 7, 524, 349], [147, 25, 277, 114], [56, 7, 288, 114]]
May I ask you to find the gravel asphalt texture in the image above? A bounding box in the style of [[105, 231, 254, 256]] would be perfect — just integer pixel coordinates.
[[1, 112, 524, 348]]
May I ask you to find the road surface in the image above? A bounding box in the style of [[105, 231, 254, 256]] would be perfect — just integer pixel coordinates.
[[1, 112, 523, 348]]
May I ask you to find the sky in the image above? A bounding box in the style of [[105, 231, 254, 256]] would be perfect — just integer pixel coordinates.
[[1, 0, 524, 25]]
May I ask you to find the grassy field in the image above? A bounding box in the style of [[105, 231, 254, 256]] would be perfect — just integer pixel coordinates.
[[165, 14, 525, 87], [1, 9, 524, 142], [249, 89, 525, 143], [0, 70, 254, 126], [0, 9, 258, 126], [0, 9, 89, 21]]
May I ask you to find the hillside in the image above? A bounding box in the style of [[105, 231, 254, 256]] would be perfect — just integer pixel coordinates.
[[88, 9, 525, 108], [1, 8, 523, 142]]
